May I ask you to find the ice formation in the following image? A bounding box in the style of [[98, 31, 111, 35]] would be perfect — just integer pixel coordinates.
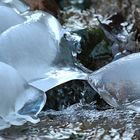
[[0, 4, 25, 33], [0, 62, 46, 130], [1, 3, 140, 114], [0, 11, 62, 83], [1, 0, 29, 13], [0, 1, 140, 126], [88, 53, 140, 111]]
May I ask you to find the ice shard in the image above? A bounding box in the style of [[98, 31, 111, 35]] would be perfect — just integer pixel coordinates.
[[0, 62, 46, 130], [88, 53, 140, 111]]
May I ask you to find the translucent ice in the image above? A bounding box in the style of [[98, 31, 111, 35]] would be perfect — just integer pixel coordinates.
[[0, 11, 62, 82], [0, 62, 46, 130], [1, 0, 29, 13], [0, 4, 25, 33], [32, 51, 140, 112], [0, 5, 139, 113], [88, 53, 140, 111]]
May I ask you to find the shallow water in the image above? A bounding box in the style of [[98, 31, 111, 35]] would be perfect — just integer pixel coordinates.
[[0, 103, 140, 140]]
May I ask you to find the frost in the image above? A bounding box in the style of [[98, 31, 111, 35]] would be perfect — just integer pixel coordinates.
[[0, 62, 46, 130]]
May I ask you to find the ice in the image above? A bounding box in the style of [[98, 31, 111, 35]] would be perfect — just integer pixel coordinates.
[[0, 4, 139, 114], [0, 62, 46, 130], [0, 4, 25, 33], [1, 5, 140, 113], [0, 4, 25, 32], [88, 53, 140, 111], [1, 0, 29, 13], [0, 8, 83, 92], [30, 67, 88, 91], [0, 11, 62, 83]]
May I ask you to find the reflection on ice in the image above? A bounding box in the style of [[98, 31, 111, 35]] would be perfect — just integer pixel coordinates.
[[0, 62, 46, 130]]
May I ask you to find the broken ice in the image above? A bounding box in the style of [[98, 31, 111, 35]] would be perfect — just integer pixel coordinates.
[[0, 62, 46, 130]]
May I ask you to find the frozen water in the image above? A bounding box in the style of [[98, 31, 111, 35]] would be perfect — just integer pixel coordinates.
[[0, 4, 25, 33], [0, 11, 62, 83], [30, 67, 88, 91], [0, 62, 46, 130], [88, 53, 140, 111], [24, 11, 63, 43], [1, 0, 29, 13], [0, 7, 86, 92]]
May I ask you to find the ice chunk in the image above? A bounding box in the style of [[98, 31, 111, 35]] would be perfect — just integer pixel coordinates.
[[0, 4, 25, 33], [0, 11, 62, 82], [88, 53, 140, 111], [0, 62, 46, 130]]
